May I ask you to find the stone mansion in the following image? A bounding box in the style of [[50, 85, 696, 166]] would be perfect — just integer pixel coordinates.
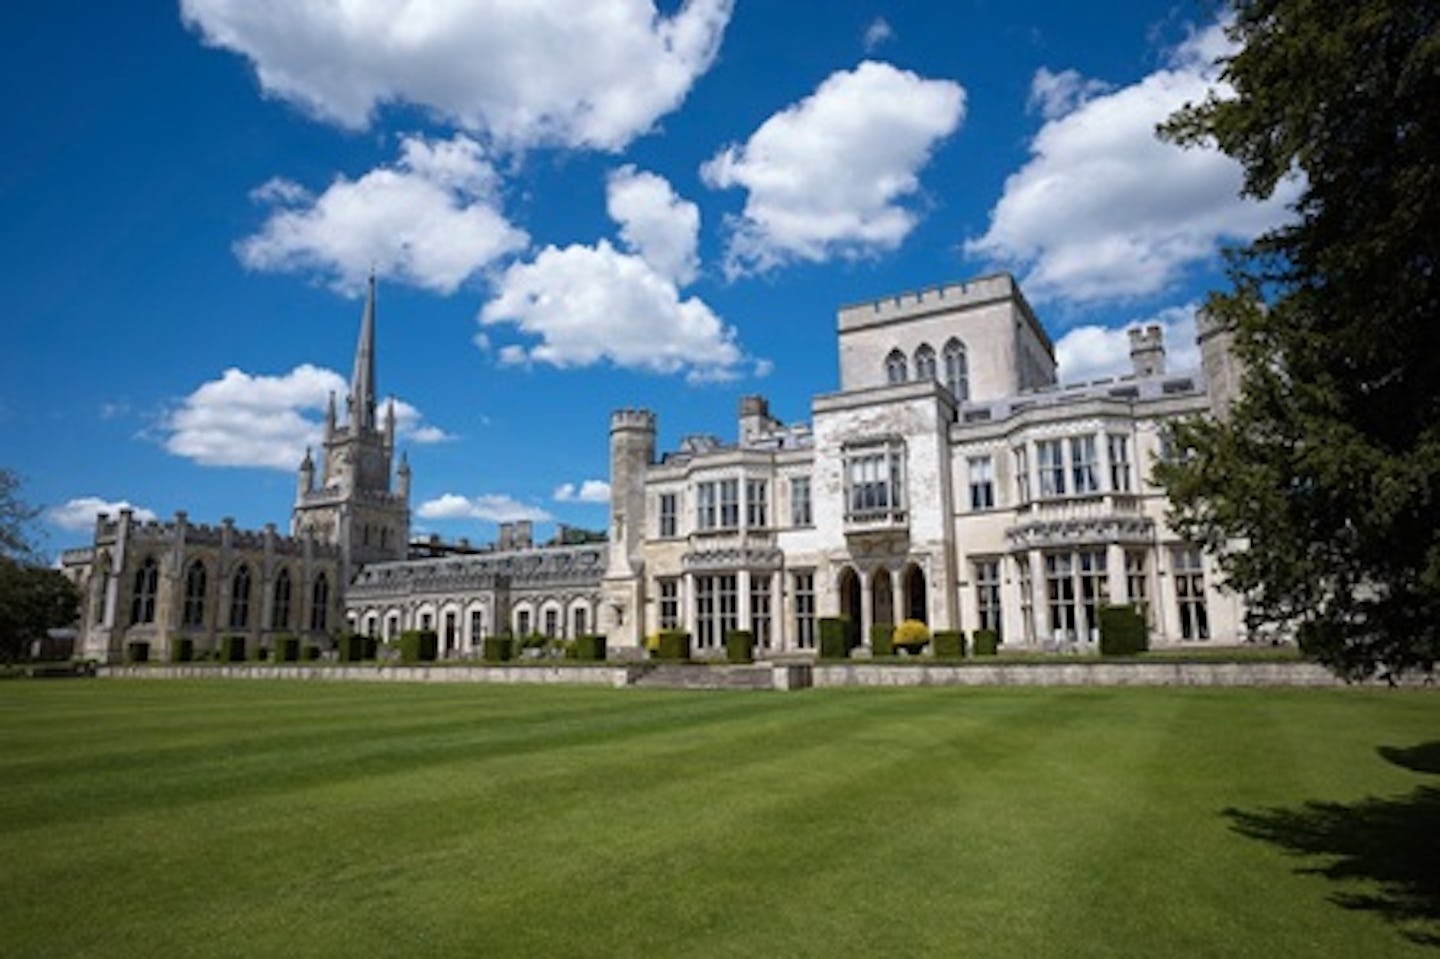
[[62, 272, 1242, 661]]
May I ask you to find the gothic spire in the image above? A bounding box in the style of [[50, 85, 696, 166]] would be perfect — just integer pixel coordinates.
[[350, 271, 377, 430]]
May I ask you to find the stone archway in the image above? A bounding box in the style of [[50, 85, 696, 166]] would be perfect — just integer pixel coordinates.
[[901, 563, 927, 623], [871, 568, 894, 630], [837, 566, 862, 648]]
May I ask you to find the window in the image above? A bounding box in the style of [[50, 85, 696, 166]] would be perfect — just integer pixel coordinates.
[[1173, 547, 1210, 640], [310, 573, 328, 632], [885, 349, 908, 384], [790, 475, 812, 526], [470, 608, 485, 644], [846, 443, 904, 518], [1017, 558, 1035, 645], [659, 578, 680, 630], [1077, 551, 1106, 642], [974, 559, 1002, 639], [1109, 434, 1132, 492], [1014, 446, 1031, 504], [544, 607, 559, 638], [271, 568, 292, 630], [793, 571, 816, 649], [968, 456, 995, 510], [131, 556, 158, 625], [1069, 435, 1099, 494], [914, 343, 937, 381], [573, 606, 587, 638], [719, 479, 739, 529], [229, 564, 251, 629], [444, 610, 458, 650], [420, 611, 433, 631], [516, 608, 531, 636], [659, 492, 677, 537], [1037, 439, 1066, 497], [696, 482, 717, 530], [1125, 550, 1148, 622], [750, 574, 772, 649], [1045, 553, 1077, 641], [694, 574, 738, 649], [944, 338, 969, 401], [698, 479, 740, 530], [385, 613, 398, 640], [182, 560, 207, 627], [746, 479, 768, 528]]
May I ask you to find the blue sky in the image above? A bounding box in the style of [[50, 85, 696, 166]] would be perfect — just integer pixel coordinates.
[[3, 1, 1292, 557]]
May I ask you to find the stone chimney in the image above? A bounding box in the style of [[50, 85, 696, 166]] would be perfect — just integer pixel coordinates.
[[1128, 324, 1165, 377], [497, 522, 514, 551], [739, 394, 779, 446]]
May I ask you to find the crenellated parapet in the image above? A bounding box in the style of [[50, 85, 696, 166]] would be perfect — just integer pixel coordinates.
[[838, 273, 1021, 331], [610, 408, 656, 433]]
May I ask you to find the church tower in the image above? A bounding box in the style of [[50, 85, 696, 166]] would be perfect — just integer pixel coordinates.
[[292, 275, 411, 584]]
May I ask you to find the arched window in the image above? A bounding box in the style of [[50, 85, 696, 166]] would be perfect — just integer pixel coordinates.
[[914, 343, 937, 381], [130, 557, 158, 625], [229, 565, 251, 629], [310, 573, 329, 632], [885, 349, 908, 384], [180, 560, 207, 627], [271, 568, 292, 630], [944, 338, 969, 402]]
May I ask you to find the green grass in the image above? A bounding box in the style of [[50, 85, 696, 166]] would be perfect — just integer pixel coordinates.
[[1, 681, 1436, 958]]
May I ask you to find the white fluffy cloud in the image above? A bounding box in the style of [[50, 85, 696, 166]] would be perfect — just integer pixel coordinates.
[[47, 497, 157, 532], [702, 61, 964, 275], [967, 24, 1298, 304], [554, 480, 611, 504], [181, 0, 733, 152], [416, 493, 552, 523], [162, 365, 448, 470], [238, 134, 527, 294], [1054, 303, 1200, 384], [482, 240, 748, 381], [607, 166, 700, 285]]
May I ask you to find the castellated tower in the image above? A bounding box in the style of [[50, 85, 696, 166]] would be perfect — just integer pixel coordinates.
[[1197, 307, 1242, 419], [292, 274, 411, 585], [601, 408, 656, 649], [1128, 324, 1166, 377]]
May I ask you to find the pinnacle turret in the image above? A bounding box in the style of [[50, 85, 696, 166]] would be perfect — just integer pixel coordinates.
[[350, 272, 377, 430]]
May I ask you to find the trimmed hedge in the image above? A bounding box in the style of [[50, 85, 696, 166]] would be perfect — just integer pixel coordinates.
[[870, 623, 894, 657], [125, 641, 150, 664], [399, 629, 439, 663], [725, 629, 755, 664], [818, 617, 850, 659], [169, 638, 193, 663], [972, 629, 1000, 656], [338, 633, 368, 663], [892, 619, 931, 656], [1099, 605, 1149, 656], [657, 629, 691, 662], [302, 645, 321, 662], [483, 636, 514, 663], [575, 634, 607, 662], [274, 635, 300, 663], [933, 630, 966, 659], [220, 635, 247, 663]]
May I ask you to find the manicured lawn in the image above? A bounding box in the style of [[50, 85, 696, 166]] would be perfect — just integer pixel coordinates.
[[1, 680, 1435, 957]]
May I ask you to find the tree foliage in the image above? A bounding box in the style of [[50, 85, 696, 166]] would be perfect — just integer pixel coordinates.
[[0, 468, 42, 563], [0, 468, 80, 660], [1157, 1, 1440, 679]]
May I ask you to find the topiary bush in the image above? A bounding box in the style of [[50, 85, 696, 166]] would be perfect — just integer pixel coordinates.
[[220, 635, 247, 663], [657, 629, 691, 661], [399, 629, 439, 663], [818, 617, 850, 659], [892, 619, 931, 656], [302, 644, 321, 662], [1099, 605, 1148, 656], [169, 638, 193, 663], [273, 635, 300, 663], [125, 640, 150, 664], [338, 633, 368, 662], [932, 630, 966, 659], [725, 630, 755, 664], [482, 635, 513, 663], [870, 623, 894, 656], [972, 629, 999, 656], [575, 634, 607, 662]]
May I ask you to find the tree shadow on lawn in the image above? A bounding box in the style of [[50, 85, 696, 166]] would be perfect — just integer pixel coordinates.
[[1224, 743, 1440, 947]]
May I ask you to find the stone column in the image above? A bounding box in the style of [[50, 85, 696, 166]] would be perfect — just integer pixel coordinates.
[[1106, 543, 1126, 607], [859, 568, 873, 649], [1028, 549, 1047, 646]]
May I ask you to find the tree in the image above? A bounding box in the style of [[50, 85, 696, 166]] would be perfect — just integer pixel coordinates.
[[0, 469, 79, 660], [1156, 1, 1440, 679]]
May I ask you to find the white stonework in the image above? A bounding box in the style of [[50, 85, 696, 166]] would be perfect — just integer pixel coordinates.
[[601, 272, 1246, 657]]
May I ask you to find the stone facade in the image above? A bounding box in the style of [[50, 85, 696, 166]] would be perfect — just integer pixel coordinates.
[[601, 272, 1246, 657]]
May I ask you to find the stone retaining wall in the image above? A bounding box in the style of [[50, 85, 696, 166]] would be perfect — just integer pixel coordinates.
[[100, 664, 639, 687]]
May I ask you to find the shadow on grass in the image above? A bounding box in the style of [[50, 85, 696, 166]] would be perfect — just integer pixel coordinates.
[[1224, 743, 1440, 946]]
